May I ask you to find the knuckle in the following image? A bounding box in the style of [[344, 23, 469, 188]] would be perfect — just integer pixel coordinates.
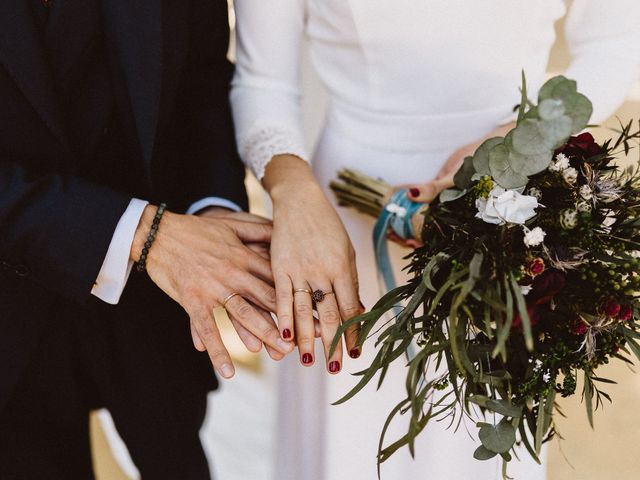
[[209, 348, 229, 363], [294, 303, 313, 317], [321, 310, 342, 326], [198, 324, 216, 341], [261, 325, 278, 341], [340, 305, 361, 319], [234, 301, 254, 319], [276, 289, 292, 303], [264, 287, 277, 304], [297, 336, 314, 348]]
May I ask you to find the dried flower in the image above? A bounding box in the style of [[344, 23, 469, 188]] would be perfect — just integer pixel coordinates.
[[579, 184, 593, 201], [550, 153, 571, 172], [563, 167, 578, 185], [603, 298, 622, 318], [559, 209, 579, 230], [528, 258, 546, 277], [523, 226, 546, 247]]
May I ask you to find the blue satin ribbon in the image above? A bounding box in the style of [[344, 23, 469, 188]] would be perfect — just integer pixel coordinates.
[[373, 190, 423, 360]]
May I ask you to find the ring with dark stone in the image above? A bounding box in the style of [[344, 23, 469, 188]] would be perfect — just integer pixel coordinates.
[[312, 289, 334, 303]]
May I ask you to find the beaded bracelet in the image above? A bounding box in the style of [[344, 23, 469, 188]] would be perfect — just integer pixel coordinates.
[[136, 203, 167, 273]]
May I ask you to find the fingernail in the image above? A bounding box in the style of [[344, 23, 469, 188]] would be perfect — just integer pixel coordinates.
[[282, 328, 292, 340], [302, 353, 313, 365], [220, 363, 235, 379], [349, 348, 361, 359], [277, 338, 294, 352], [409, 188, 420, 198], [329, 361, 341, 374]]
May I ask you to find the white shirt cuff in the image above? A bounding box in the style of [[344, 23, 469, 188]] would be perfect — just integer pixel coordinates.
[[186, 197, 242, 215], [91, 198, 149, 305]]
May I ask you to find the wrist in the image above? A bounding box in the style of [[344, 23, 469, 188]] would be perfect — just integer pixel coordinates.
[[264, 154, 319, 201]]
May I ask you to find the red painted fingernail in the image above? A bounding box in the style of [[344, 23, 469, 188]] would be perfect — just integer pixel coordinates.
[[302, 353, 313, 365], [282, 328, 292, 340], [349, 348, 361, 359], [329, 361, 341, 373], [409, 188, 420, 198]]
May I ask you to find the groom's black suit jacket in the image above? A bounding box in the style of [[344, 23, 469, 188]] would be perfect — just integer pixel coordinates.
[[0, 0, 247, 414]]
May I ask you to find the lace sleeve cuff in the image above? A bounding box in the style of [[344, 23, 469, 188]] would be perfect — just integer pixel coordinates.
[[239, 124, 309, 180]]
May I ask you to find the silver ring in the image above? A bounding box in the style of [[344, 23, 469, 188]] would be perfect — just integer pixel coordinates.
[[221, 292, 241, 308]]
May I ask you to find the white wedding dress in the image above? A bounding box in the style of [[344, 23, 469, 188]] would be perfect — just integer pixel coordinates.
[[230, 1, 640, 479]]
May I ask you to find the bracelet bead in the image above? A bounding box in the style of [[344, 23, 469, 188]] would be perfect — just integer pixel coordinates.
[[136, 203, 167, 273]]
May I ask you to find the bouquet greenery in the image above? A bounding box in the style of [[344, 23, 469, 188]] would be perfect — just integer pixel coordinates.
[[330, 74, 640, 477]]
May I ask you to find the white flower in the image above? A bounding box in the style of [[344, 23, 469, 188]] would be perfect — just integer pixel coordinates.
[[542, 372, 551, 383], [563, 167, 578, 185], [549, 153, 570, 172], [521, 285, 533, 296], [556, 153, 570, 169], [523, 226, 546, 247], [577, 201, 592, 213], [559, 209, 579, 230], [475, 187, 539, 225], [579, 184, 593, 201]]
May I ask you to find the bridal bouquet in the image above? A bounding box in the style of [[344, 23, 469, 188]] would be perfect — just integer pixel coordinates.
[[330, 75, 640, 477]]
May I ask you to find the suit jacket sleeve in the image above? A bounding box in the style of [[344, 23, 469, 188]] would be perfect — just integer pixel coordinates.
[[162, 0, 248, 212], [0, 158, 132, 304]]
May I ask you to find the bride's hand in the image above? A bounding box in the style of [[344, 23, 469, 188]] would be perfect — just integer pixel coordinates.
[[264, 155, 363, 373], [393, 121, 518, 247]]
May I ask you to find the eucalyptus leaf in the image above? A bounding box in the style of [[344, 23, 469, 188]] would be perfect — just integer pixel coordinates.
[[486, 399, 524, 418], [538, 76, 570, 101], [537, 98, 565, 120], [439, 188, 467, 203], [474, 445, 498, 461], [510, 119, 557, 155], [479, 418, 517, 454], [489, 144, 528, 189], [454, 156, 477, 190], [507, 151, 552, 177], [472, 137, 504, 176], [565, 93, 593, 133]]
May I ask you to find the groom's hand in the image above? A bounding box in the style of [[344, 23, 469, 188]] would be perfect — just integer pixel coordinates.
[[130, 205, 294, 379]]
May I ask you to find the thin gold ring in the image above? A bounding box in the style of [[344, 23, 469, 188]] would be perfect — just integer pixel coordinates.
[[221, 292, 241, 308], [293, 288, 312, 295]]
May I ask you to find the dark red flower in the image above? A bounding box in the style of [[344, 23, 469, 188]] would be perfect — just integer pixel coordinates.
[[513, 305, 540, 329], [512, 270, 566, 331], [603, 298, 622, 318], [529, 270, 566, 306], [556, 132, 602, 159], [573, 322, 589, 335], [528, 258, 545, 277], [618, 305, 633, 322]]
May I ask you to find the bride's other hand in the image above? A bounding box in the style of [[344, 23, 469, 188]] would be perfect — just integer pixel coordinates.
[[406, 121, 517, 204], [391, 121, 518, 247], [263, 155, 364, 374]]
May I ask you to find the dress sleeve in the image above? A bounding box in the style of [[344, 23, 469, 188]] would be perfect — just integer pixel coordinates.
[[563, 0, 640, 123], [230, 0, 309, 180]]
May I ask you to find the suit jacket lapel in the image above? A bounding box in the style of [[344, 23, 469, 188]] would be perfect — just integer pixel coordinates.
[[0, 0, 67, 146], [45, 0, 100, 85], [102, 0, 162, 166]]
